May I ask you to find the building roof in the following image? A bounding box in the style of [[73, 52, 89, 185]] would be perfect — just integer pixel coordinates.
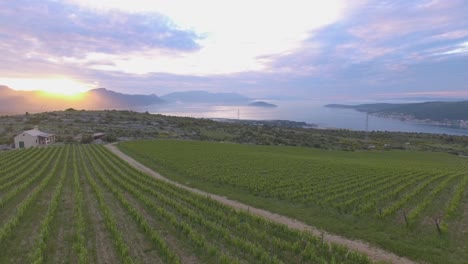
[[20, 126, 54, 138]]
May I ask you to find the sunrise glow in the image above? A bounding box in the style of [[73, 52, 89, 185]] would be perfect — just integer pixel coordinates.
[[1, 0, 467, 99], [0, 78, 94, 97], [66, 0, 346, 75]]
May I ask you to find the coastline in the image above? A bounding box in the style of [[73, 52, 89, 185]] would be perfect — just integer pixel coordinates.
[[371, 112, 468, 129]]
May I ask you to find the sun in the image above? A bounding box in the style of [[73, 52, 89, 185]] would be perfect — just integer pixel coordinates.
[[0, 77, 93, 97], [38, 78, 89, 97]]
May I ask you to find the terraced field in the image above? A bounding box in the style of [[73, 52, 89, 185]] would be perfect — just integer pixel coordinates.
[[0, 145, 371, 263], [119, 139, 468, 264]]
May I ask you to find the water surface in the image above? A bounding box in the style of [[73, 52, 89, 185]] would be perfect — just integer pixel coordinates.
[[138, 100, 468, 136]]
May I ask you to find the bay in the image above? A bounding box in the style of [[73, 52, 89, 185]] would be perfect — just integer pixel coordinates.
[[138, 100, 468, 136]]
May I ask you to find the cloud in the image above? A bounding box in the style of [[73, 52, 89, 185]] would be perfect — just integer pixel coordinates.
[[1, 0, 468, 101], [429, 30, 468, 41], [265, 0, 468, 76], [57, 0, 352, 75], [339, 0, 468, 62], [436, 41, 468, 55], [0, 0, 200, 59]]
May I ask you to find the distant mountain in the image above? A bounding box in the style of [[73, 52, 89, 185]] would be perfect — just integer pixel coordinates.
[[326, 103, 400, 112], [0, 87, 165, 114], [386, 97, 468, 102], [248, 101, 277, 108], [84, 88, 165, 108], [325, 101, 468, 121], [161, 90, 249, 103], [0, 86, 41, 113]]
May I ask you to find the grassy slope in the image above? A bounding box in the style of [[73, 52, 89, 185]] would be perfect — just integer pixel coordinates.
[[118, 139, 468, 264]]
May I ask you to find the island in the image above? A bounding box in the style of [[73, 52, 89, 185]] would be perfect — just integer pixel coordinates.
[[248, 101, 278, 108]]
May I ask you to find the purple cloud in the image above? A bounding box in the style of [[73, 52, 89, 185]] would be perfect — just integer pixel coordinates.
[[0, 0, 201, 59], [1, 0, 467, 101]]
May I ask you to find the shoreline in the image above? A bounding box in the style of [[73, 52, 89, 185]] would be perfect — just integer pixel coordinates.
[[370, 112, 468, 130]]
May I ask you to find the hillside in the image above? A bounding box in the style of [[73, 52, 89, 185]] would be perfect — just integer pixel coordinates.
[[84, 88, 164, 108], [1, 109, 467, 263], [1, 110, 467, 155], [0, 144, 373, 263], [325, 101, 468, 121], [0, 87, 260, 113], [120, 139, 468, 264]]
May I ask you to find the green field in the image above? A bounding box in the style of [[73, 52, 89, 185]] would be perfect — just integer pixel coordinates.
[[119, 139, 468, 264], [0, 144, 371, 263]]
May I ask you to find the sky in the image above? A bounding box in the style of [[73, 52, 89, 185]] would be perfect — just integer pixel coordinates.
[[0, 0, 467, 101]]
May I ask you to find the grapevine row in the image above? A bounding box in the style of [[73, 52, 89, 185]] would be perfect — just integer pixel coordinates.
[[83, 146, 181, 264], [72, 145, 88, 264], [0, 147, 64, 244], [380, 173, 448, 217], [93, 145, 370, 264], [0, 147, 56, 194], [0, 147, 60, 207], [86, 146, 240, 263], [30, 145, 70, 263], [407, 173, 462, 225], [445, 174, 468, 218], [0, 147, 44, 182], [78, 146, 135, 264], [355, 172, 432, 215]]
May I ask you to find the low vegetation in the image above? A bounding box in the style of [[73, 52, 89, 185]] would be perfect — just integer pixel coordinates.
[[119, 139, 468, 264], [0, 144, 371, 263], [1, 110, 468, 155]]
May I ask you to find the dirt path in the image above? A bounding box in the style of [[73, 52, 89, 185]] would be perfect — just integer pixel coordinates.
[[106, 144, 416, 264]]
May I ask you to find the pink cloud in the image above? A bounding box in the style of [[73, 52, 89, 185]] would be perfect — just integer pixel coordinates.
[[416, 0, 463, 10], [347, 0, 465, 44], [429, 30, 468, 41], [333, 42, 396, 64], [349, 14, 452, 43]]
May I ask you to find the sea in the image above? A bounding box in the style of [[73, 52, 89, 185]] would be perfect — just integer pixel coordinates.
[[137, 100, 468, 136]]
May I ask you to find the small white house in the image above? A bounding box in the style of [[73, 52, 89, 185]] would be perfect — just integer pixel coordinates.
[[14, 126, 56, 149]]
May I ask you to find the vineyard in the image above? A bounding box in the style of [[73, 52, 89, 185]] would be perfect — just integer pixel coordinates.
[[0, 144, 371, 263], [119, 139, 468, 264]]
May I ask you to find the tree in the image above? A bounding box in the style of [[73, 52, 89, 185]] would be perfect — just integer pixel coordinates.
[[104, 134, 117, 143], [80, 134, 94, 144]]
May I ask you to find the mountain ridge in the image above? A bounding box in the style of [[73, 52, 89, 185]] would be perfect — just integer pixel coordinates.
[[325, 101, 468, 122], [0, 87, 258, 114], [0, 87, 165, 113], [161, 90, 250, 103]]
